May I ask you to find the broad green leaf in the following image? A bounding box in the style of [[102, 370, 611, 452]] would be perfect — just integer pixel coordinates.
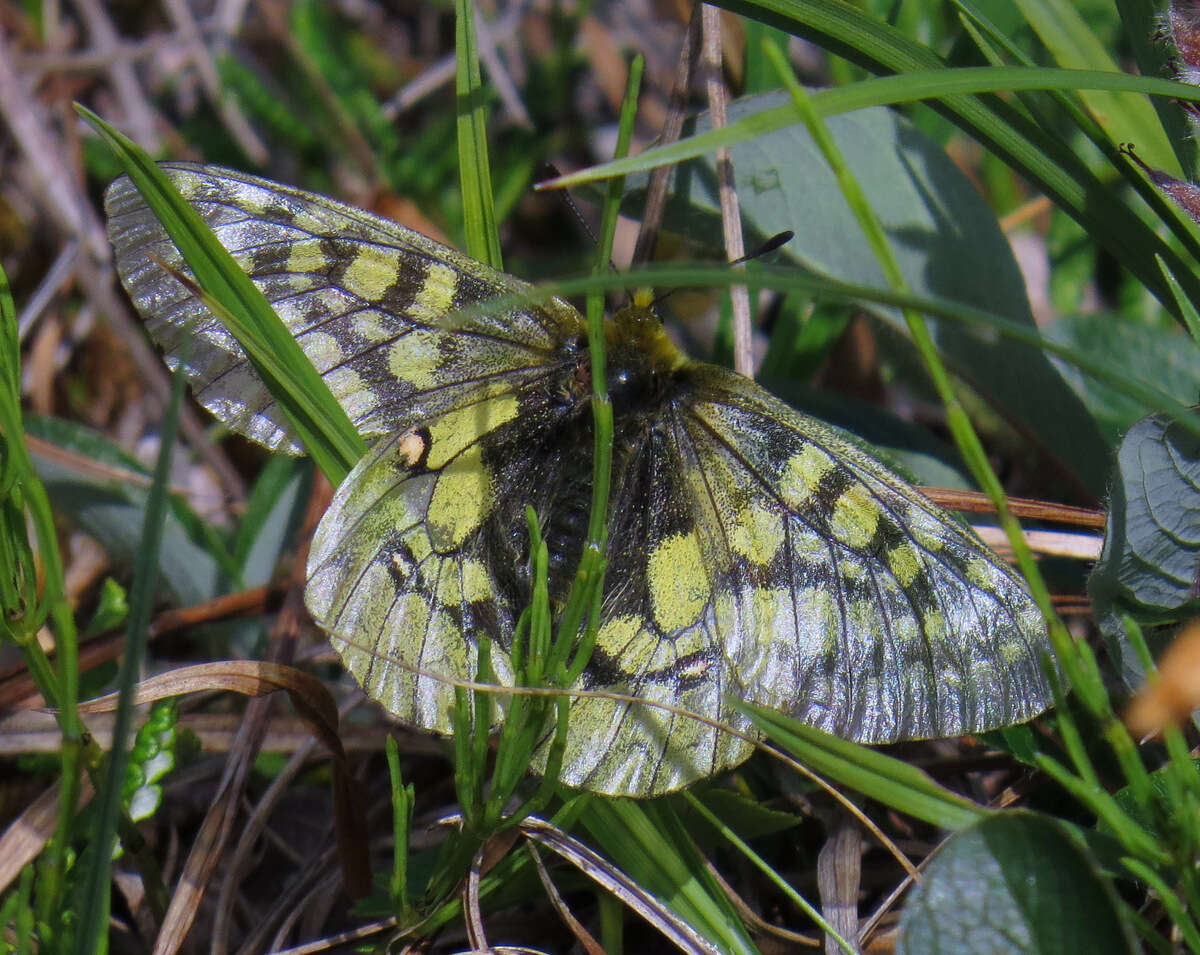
[[25, 416, 226, 607], [686, 3, 1200, 327], [233, 456, 313, 588], [553, 68, 1200, 191], [1044, 314, 1200, 445], [1091, 413, 1200, 613], [640, 91, 1110, 494], [898, 812, 1137, 954]]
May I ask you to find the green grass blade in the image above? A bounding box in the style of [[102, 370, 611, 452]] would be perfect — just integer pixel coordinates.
[[538, 262, 1200, 434], [682, 791, 855, 954], [738, 702, 986, 830], [543, 32, 1200, 317], [76, 105, 365, 485], [455, 0, 503, 269], [1012, 0, 1177, 172], [545, 67, 1200, 189], [75, 363, 185, 953], [0, 262, 85, 940], [583, 799, 760, 954]]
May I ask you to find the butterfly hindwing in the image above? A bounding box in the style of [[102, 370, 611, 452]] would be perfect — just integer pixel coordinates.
[[674, 364, 1048, 742], [306, 422, 518, 732], [553, 362, 1049, 793]]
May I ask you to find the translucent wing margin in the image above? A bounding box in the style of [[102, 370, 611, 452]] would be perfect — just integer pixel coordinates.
[[105, 163, 584, 452]]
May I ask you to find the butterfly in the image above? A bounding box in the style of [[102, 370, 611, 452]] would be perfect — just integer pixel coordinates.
[[105, 163, 1051, 796]]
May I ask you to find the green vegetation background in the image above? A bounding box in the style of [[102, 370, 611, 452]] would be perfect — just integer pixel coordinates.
[[4, 0, 1200, 952]]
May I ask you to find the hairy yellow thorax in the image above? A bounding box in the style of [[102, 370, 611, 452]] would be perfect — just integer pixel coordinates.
[[604, 305, 687, 376]]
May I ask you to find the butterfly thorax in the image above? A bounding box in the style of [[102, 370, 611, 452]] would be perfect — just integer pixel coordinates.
[[507, 306, 687, 607], [603, 305, 686, 419]]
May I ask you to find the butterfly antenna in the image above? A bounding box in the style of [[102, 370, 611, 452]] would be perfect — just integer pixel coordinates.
[[540, 161, 626, 310], [734, 230, 794, 264], [540, 162, 605, 259], [647, 230, 794, 311]]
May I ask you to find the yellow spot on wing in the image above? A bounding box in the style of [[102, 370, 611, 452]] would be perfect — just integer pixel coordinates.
[[967, 556, 997, 587], [286, 240, 327, 275], [648, 533, 710, 631], [300, 331, 344, 371], [924, 609, 946, 641], [391, 550, 414, 580], [911, 521, 947, 552], [426, 394, 519, 470], [459, 559, 493, 603], [729, 501, 782, 566], [406, 526, 434, 564], [886, 543, 922, 586], [595, 616, 658, 682], [352, 309, 396, 343], [388, 328, 444, 389], [831, 484, 880, 548], [749, 586, 790, 630], [410, 263, 459, 321], [428, 444, 494, 551], [324, 367, 377, 421], [848, 598, 879, 643], [342, 247, 402, 301], [780, 444, 835, 508], [436, 557, 493, 606]]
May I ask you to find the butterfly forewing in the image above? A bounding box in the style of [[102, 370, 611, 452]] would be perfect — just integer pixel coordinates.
[[104, 163, 583, 452]]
